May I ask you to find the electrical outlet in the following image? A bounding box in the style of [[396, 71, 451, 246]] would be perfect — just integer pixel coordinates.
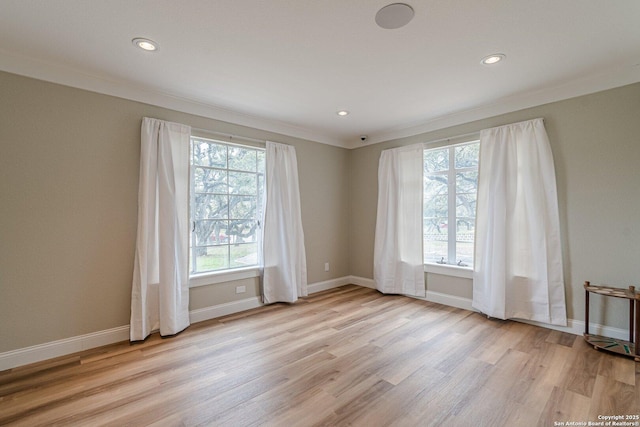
[[324, 262, 330, 272], [235, 285, 246, 294]]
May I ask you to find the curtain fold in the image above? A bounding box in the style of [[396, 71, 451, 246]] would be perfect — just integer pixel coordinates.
[[374, 143, 425, 297], [262, 141, 307, 304], [472, 118, 567, 326], [130, 118, 191, 341]]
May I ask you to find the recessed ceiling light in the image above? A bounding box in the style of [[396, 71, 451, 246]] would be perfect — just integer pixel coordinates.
[[376, 3, 415, 30], [132, 38, 158, 52], [481, 53, 505, 65], [337, 110, 349, 117]]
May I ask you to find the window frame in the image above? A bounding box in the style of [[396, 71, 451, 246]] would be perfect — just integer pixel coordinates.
[[423, 140, 479, 273], [188, 136, 265, 285]]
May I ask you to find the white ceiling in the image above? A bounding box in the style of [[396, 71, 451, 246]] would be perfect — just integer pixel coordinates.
[[1, 0, 639, 149]]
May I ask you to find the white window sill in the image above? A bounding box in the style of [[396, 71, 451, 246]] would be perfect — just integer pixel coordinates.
[[189, 267, 260, 288], [424, 263, 473, 279]]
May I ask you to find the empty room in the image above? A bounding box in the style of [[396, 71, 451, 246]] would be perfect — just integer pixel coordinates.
[[1, 1, 639, 426]]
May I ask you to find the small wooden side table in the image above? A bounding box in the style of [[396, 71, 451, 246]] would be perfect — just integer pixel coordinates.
[[584, 281, 640, 361]]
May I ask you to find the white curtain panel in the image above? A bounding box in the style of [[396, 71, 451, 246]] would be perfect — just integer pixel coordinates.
[[262, 141, 308, 303], [473, 118, 567, 326], [374, 144, 425, 297], [130, 118, 191, 341]]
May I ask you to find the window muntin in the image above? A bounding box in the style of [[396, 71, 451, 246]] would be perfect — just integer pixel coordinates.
[[190, 137, 265, 275], [423, 141, 479, 267]]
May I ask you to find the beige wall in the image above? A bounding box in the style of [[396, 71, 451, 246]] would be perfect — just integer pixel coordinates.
[[349, 82, 640, 328], [2, 70, 639, 354], [0, 71, 350, 352]]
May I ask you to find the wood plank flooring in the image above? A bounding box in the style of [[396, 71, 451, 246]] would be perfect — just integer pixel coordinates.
[[1, 285, 638, 426]]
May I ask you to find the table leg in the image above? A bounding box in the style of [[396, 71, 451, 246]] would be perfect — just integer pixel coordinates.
[[630, 298, 635, 343], [635, 299, 639, 358], [585, 289, 589, 336]]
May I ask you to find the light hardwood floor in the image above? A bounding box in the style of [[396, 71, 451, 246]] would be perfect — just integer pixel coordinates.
[[1, 285, 638, 426]]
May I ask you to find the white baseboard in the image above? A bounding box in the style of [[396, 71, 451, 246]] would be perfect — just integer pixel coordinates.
[[346, 275, 630, 340], [189, 296, 263, 324], [308, 276, 352, 293], [517, 318, 628, 341], [423, 290, 475, 311], [1, 276, 630, 371], [0, 276, 353, 371], [347, 275, 375, 288], [346, 275, 474, 312], [0, 325, 130, 372]]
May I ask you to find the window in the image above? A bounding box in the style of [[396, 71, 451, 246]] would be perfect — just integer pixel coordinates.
[[190, 137, 265, 275], [423, 141, 479, 268]]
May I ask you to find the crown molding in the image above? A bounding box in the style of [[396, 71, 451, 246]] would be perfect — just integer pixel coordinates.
[[0, 48, 345, 148], [349, 63, 640, 149], [2, 48, 638, 151]]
